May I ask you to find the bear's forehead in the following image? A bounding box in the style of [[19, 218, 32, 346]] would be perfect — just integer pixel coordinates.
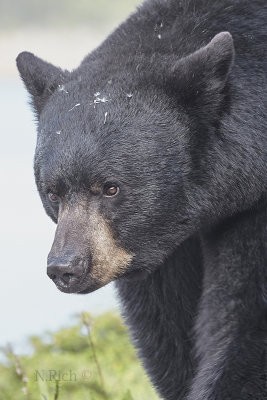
[[36, 74, 185, 183], [40, 79, 139, 135], [54, 76, 136, 113], [39, 75, 175, 142]]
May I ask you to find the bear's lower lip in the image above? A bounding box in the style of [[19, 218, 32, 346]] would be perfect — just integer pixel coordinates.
[[54, 279, 90, 294], [54, 278, 101, 294]]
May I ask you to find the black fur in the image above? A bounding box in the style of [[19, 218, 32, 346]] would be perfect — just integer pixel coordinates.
[[188, 197, 267, 400], [118, 236, 203, 399], [16, 0, 267, 399]]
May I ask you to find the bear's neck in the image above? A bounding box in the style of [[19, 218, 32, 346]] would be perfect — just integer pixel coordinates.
[[188, 198, 267, 400], [116, 236, 203, 400]]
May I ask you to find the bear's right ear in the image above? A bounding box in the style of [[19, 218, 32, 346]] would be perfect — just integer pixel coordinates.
[[169, 32, 235, 123], [16, 52, 69, 117]]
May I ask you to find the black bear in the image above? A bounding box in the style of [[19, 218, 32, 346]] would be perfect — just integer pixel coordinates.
[[17, 0, 267, 399]]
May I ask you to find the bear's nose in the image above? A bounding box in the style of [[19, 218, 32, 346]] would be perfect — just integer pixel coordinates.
[[47, 256, 85, 287]]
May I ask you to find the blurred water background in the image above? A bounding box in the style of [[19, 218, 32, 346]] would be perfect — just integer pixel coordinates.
[[0, 0, 141, 354]]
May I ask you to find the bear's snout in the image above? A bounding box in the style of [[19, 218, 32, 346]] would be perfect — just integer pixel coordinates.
[[47, 255, 90, 293]]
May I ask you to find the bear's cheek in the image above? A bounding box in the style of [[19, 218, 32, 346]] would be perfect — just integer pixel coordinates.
[[87, 211, 134, 285]]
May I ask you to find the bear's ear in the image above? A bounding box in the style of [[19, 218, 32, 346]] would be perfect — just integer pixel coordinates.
[[171, 32, 235, 121], [16, 52, 69, 117]]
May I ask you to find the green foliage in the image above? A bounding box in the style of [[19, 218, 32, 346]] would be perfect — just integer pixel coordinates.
[[0, 0, 142, 30], [0, 312, 159, 400]]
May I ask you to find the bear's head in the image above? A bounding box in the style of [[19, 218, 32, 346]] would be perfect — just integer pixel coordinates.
[[17, 32, 240, 294]]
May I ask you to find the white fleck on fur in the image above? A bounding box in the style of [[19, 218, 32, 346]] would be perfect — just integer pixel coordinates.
[[94, 97, 109, 104], [58, 85, 68, 94], [68, 103, 81, 112], [104, 112, 108, 124], [90, 95, 110, 108], [56, 130, 61, 135]]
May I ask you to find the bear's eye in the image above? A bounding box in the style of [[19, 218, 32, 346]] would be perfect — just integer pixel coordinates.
[[48, 192, 59, 203], [104, 184, 119, 198]]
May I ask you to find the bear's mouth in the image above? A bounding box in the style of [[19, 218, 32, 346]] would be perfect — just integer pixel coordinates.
[[51, 273, 90, 294], [53, 275, 102, 294], [51, 266, 149, 295], [54, 280, 87, 294]]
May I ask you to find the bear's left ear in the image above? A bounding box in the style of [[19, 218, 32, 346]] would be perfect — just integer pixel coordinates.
[[171, 32, 235, 121], [16, 52, 69, 117]]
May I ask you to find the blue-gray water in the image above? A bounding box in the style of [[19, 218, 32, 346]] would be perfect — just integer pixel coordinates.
[[0, 79, 118, 355]]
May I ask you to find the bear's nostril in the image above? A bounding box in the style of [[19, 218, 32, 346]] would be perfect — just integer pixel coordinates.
[[47, 269, 75, 285], [62, 273, 74, 284], [49, 274, 57, 282]]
